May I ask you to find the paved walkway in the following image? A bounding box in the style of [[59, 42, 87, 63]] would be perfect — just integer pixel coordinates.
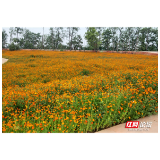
[[96, 114, 158, 133], [2, 58, 8, 64]]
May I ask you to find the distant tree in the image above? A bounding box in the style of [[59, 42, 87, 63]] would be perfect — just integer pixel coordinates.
[[139, 28, 147, 51], [72, 35, 83, 50], [102, 28, 112, 50], [149, 27, 158, 51], [135, 27, 141, 51], [2, 29, 8, 48], [14, 27, 23, 39], [54, 27, 64, 49], [96, 27, 104, 50], [42, 27, 44, 49], [118, 27, 124, 51], [22, 29, 41, 49], [66, 27, 79, 50], [9, 27, 16, 44], [49, 27, 55, 50], [110, 27, 118, 51], [85, 27, 99, 52]]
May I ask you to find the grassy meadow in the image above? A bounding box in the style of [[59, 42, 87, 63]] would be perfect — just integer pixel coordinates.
[[2, 50, 158, 133]]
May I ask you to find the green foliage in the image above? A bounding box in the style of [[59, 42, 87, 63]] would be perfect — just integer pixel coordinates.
[[9, 42, 20, 51], [85, 27, 100, 51], [102, 28, 112, 50], [2, 29, 8, 48], [80, 69, 90, 76]]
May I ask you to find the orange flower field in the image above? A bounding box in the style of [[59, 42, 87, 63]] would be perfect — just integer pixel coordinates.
[[2, 50, 158, 133]]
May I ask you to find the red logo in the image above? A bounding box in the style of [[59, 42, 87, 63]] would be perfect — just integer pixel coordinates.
[[125, 121, 139, 128]]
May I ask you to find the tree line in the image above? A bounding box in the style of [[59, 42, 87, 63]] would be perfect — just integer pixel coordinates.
[[85, 27, 158, 51], [2, 27, 158, 51]]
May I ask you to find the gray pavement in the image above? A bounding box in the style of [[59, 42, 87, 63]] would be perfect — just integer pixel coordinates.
[[96, 114, 158, 133], [2, 58, 8, 64]]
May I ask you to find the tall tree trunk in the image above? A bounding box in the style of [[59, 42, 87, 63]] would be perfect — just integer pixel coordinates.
[[135, 34, 139, 52], [52, 35, 53, 50], [17, 30, 18, 39], [128, 30, 130, 51], [68, 28, 70, 50], [146, 29, 148, 51], [70, 29, 73, 51], [42, 27, 44, 49]]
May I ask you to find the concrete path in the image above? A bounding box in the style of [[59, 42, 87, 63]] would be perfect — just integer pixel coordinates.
[[142, 51, 158, 54], [96, 114, 158, 133], [2, 58, 8, 64]]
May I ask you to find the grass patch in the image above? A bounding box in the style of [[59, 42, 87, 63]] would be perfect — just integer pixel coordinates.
[[42, 78, 51, 83], [28, 64, 37, 67], [29, 55, 43, 58], [80, 69, 90, 76]]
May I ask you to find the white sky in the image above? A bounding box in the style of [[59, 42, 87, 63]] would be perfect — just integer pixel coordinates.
[[2, 27, 87, 46]]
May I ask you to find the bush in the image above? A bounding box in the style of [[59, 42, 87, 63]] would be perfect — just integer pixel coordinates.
[[80, 69, 90, 76], [9, 43, 20, 51]]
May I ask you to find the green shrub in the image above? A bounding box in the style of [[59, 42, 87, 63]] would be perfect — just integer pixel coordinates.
[[9, 43, 20, 51], [80, 69, 90, 76]]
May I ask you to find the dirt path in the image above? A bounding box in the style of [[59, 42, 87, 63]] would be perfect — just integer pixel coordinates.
[[2, 58, 8, 64]]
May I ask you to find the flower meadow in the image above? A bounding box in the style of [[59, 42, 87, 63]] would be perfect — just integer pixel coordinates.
[[2, 50, 158, 133]]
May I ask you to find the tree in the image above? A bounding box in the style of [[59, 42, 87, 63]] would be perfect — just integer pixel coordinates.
[[67, 27, 79, 50], [22, 29, 41, 49], [9, 27, 16, 44], [55, 27, 64, 49], [72, 35, 83, 50], [102, 28, 112, 50], [135, 27, 141, 51], [49, 27, 56, 50], [42, 27, 44, 49], [85, 27, 99, 52], [110, 27, 118, 51], [2, 29, 8, 48], [96, 27, 104, 50], [118, 27, 124, 51], [14, 27, 23, 39], [127, 27, 133, 51], [149, 27, 158, 51], [139, 28, 147, 51]]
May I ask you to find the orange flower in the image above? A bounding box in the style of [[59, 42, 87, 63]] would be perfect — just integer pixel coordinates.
[[27, 130, 31, 133]]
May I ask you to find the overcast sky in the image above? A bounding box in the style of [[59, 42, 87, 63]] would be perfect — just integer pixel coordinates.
[[2, 27, 88, 46]]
